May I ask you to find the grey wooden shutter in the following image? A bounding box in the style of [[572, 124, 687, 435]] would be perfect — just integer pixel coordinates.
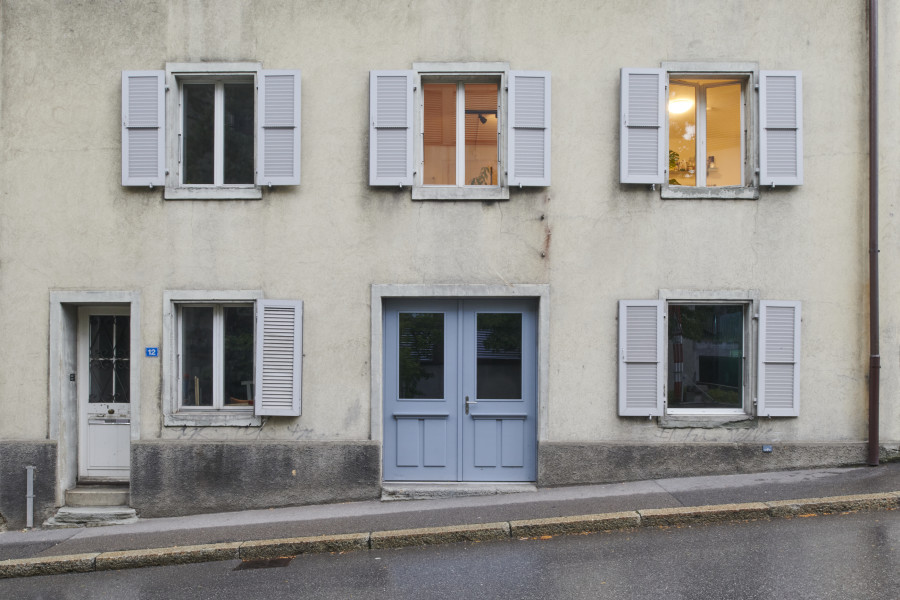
[[757, 301, 801, 417], [759, 71, 803, 186], [122, 71, 165, 187], [257, 70, 301, 186], [620, 68, 665, 184], [254, 300, 303, 417], [369, 70, 414, 186], [508, 71, 551, 187], [618, 300, 665, 416]]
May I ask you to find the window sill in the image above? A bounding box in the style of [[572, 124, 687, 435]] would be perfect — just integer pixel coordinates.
[[412, 186, 509, 201], [658, 414, 754, 429], [164, 186, 263, 201], [164, 411, 262, 427], [662, 186, 759, 200]]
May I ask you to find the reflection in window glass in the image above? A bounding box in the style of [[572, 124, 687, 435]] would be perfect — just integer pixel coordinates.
[[183, 84, 215, 184], [668, 304, 743, 409], [464, 83, 498, 186], [668, 83, 696, 187], [223, 306, 254, 406], [224, 83, 255, 184], [182, 307, 214, 407], [424, 84, 456, 185], [476, 313, 522, 400], [399, 313, 444, 399]]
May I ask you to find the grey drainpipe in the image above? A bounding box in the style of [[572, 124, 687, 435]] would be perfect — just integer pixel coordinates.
[[867, 0, 880, 466]]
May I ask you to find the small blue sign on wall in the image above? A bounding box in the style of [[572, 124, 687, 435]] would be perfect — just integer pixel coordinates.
[[145, 347, 159, 357]]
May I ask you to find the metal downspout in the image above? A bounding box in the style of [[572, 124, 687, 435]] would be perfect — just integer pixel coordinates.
[[867, 0, 881, 466]]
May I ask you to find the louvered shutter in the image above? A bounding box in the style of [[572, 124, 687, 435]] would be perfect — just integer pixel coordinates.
[[255, 300, 303, 417], [508, 71, 551, 187], [618, 300, 665, 416], [122, 71, 165, 186], [757, 301, 801, 417], [257, 70, 301, 186], [369, 71, 414, 186], [760, 71, 803, 186], [620, 68, 665, 184]]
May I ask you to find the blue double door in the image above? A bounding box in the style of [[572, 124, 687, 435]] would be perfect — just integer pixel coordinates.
[[384, 299, 537, 482]]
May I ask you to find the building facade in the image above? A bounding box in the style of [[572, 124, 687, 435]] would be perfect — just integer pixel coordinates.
[[0, 0, 897, 529]]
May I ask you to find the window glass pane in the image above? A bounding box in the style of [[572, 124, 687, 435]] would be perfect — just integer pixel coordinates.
[[705, 83, 742, 187], [223, 306, 254, 407], [182, 307, 214, 407], [423, 83, 456, 185], [668, 305, 743, 409], [668, 83, 696, 187], [399, 313, 444, 399], [183, 84, 215, 184], [88, 315, 130, 404], [476, 313, 522, 400], [224, 83, 255, 184], [464, 83, 498, 186]]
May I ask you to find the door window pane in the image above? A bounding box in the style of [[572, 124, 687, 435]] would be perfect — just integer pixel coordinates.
[[476, 313, 522, 400], [668, 304, 743, 409], [464, 83, 498, 186], [183, 84, 215, 184], [182, 307, 214, 407], [423, 84, 456, 185], [223, 306, 254, 406], [224, 83, 254, 184], [89, 315, 130, 404], [399, 313, 444, 399]]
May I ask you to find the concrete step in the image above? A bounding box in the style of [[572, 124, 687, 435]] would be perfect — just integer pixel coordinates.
[[381, 482, 537, 501], [43, 506, 138, 529], [65, 485, 130, 507]]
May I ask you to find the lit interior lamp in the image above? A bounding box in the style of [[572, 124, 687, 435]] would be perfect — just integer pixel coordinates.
[[668, 99, 694, 114], [708, 155, 717, 170]]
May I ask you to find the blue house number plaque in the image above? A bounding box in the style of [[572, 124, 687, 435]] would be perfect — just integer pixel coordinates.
[[145, 347, 159, 357]]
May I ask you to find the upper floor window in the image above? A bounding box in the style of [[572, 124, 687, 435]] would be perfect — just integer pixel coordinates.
[[121, 64, 301, 199], [369, 64, 550, 200], [620, 63, 802, 199]]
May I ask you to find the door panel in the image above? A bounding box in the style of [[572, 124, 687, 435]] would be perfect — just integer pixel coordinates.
[[78, 307, 131, 480], [384, 299, 537, 482]]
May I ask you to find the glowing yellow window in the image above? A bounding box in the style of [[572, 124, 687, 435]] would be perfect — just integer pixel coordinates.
[[668, 77, 745, 188], [423, 82, 499, 187]]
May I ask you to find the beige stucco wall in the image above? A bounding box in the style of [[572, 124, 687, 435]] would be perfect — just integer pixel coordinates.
[[0, 1, 887, 450]]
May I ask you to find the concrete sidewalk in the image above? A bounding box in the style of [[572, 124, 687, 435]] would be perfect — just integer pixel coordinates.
[[1, 463, 898, 578]]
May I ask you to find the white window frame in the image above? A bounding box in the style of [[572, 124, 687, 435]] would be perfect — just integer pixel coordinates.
[[659, 289, 759, 417], [661, 62, 758, 200], [165, 62, 263, 200], [412, 62, 510, 201], [163, 290, 263, 427]]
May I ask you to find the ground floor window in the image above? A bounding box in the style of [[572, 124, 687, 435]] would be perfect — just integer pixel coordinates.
[[667, 304, 744, 411]]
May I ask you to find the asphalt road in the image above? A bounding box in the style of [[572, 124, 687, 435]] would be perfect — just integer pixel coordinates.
[[2, 509, 897, 599]]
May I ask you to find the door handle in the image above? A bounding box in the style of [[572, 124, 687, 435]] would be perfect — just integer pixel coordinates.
[[465, 396, 478, 415]]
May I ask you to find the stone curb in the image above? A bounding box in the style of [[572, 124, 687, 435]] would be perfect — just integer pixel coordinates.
[[370, 522, 510, 549], [1, 491, 897, 579]]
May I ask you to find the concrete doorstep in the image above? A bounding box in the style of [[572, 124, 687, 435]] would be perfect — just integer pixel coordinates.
[[1, 491, 897, 579]]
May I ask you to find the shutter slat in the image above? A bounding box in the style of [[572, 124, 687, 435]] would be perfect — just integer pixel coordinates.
[[258, 70, 301, 186], [620, 68, 665, 184], [255, 300, 303, 417], [370, 71, 414, 186], [618, 300, 664, 416], [760, 71, 802, 186], [758, 301, 801, 417], [122, 71, 165, 186]]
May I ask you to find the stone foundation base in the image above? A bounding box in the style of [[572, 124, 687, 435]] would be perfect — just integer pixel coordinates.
[[0, 441, 58, 529]]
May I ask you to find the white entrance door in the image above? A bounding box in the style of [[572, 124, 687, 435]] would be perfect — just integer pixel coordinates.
[[77, 307, 131, 480], [383, 299, 538, 482]]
